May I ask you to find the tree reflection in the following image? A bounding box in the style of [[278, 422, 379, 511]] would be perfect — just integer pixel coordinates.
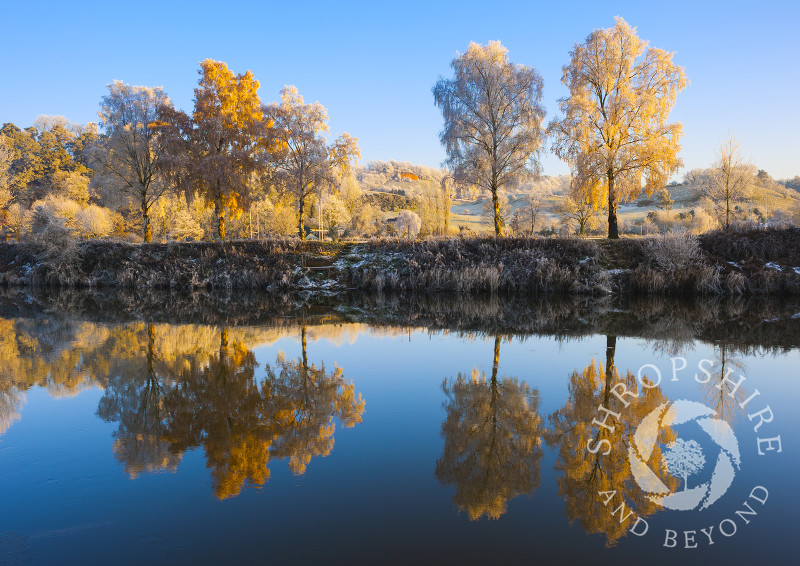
[[436, 336, 543, 520], [7, 317, 357, 498], [97, 324, 181, 477], [266, 327, 365, 475], [546, 336, 676, 546], [701, 343, 747, 424]]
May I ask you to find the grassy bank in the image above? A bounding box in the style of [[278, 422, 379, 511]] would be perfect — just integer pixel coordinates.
[[1, 228, 799, 296]]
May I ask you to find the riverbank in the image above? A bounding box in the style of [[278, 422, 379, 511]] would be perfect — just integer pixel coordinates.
[[1, 228, 799, 296]]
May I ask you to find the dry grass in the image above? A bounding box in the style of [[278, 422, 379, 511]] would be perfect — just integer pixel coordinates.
[[1, 230, 799, 296]]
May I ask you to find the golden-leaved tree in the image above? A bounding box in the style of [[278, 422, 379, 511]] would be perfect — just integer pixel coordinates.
[[545, 336, 676, 546], [186, 59, 265, 240], [548, 17, 687, 239]]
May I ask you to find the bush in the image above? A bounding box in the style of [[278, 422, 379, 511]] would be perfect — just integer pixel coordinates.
[[645, 233, 702, 271], [75, 205, 113, 239]]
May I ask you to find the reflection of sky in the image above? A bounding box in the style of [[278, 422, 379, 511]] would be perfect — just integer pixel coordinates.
[[1, 325, 798, 565]]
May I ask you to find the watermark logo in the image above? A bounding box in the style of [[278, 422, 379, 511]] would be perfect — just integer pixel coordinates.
[[587, 355, 783, 549], [629, 400, 741, 511]]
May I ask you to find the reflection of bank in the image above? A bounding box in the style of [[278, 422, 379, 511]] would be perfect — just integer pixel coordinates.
[[436, 335, 543, 520], [546, 335, 676, 546]]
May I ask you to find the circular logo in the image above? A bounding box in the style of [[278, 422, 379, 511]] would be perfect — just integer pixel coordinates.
[[628, 399, 741, 511]]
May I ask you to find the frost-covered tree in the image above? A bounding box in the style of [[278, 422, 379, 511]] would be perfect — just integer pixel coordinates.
[[267, 86, 360, 239], [94, 81, 173, 242], [656, 188, 674, 211], [395, 209, 421, 238], [557, 194, 599, 236], [434, 41, 545, 235], [703, 136, 756, 230]]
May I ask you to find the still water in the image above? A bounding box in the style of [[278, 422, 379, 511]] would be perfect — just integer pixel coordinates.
[[0, 291, 798, 565]]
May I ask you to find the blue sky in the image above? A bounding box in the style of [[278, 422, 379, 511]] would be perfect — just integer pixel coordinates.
[[2, 0, 798, 179]]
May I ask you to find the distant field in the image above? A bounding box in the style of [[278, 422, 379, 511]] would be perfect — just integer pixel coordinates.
[[369, 180, 800, 234]]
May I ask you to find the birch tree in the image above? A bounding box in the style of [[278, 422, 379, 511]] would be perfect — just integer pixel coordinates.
[[268, 86, 360, 239], [433, 41, 545, 235], [548, 18, 687, 239], [95, 81, 172, 242]]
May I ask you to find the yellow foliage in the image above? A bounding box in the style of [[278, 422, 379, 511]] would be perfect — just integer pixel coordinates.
[[549, 17, 687, 237]]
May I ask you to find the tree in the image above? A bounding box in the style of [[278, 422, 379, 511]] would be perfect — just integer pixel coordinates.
[[94, 81, 172, 242], [548, 17, 687, 239], [415, 179, 451, 235], [703, 136, 756, 229], [557, 194, 598, 236], [0, 135, 12, 219], [51, 170, 91, 205], [395, 209, 421, 238], [433, 41, 545, 235], [520, 194, 542, 236], [268, 86, 360, 239], [545, 336, 677, 545], [656, 188, 674, 210], [186, 60, 265, 240], [265, 326, 364, 475]]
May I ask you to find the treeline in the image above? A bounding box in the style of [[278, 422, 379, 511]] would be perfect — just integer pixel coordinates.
[[0, 60, 431, 244], [0, 73, 461, 244]]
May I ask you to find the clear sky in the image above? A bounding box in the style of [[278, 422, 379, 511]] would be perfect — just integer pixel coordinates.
[[1, 0, 798, 179]]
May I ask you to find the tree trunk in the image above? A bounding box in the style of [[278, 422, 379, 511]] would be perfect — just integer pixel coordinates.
[[725, 197, 731, 230], [214, 193, 226, 240], [142, 200, 152, 243], [491, 186, 502, 236], [301, 326, 308, 369], [298, 195, 305, 240], [607, 170, 619, 239]]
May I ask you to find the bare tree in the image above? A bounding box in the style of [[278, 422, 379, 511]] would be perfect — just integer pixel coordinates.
[[433, 41, 545, 235], [521, 193, 543, 236], [703, 136, 756, 230]]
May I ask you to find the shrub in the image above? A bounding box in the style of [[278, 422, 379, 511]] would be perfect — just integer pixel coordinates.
[[645, 233, 702, 271], [75, 205, 114, 239]]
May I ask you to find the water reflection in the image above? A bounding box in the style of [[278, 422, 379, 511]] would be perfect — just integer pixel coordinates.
[[699, 344, 748, 424], [1, 290, 798, 560], [545, 336, 677, 546], [0, 318, 364, 500], [436, 336, 543, 520]]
